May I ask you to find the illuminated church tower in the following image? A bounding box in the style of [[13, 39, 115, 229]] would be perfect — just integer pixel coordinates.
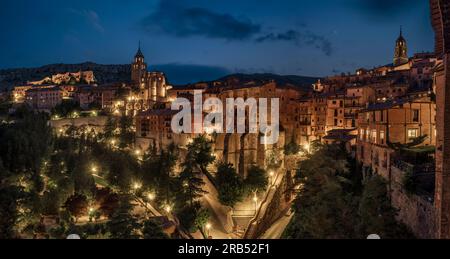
[[131, 42, 147, 85], [393, 27, 409, 66]]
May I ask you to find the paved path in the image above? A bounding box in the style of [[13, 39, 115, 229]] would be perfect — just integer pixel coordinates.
[[259, 210, 294, 239]]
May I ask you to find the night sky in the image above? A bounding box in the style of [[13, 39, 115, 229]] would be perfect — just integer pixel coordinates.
[[0, 0, 434, 84]]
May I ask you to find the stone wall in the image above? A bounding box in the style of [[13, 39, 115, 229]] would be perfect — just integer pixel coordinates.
[[50, 116, 108, 133], [391, 166, 435, 238]]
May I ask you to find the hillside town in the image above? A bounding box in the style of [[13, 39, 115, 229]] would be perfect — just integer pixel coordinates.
[[0, 0, 449, 240]]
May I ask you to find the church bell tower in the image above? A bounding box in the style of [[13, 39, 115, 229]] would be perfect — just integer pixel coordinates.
[[393, 27, 409, 66], [131, 42, 147, 85]]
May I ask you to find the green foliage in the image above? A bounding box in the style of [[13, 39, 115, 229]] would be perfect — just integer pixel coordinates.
[[359, 176, 414, 238], [118, 115, 134, 149], [283, 143, 413, 239], [185, 135, 215, 176], [106, 196, 141, 239], [284, 140, 301, 155], [180, 136, 214, 205], [244, 165, 268, 194], [95, 188, 119, 218], [142, 220, 169, 239], [0, 108, 52, 177], [0, 185, 27, 238], [177, 202, 209, 233], [51, 100, 80, 118], [63, 194, 88, 220], [141, 143, 179, 204], [265, 149, 282, 170], [215, 163, 245, 207]]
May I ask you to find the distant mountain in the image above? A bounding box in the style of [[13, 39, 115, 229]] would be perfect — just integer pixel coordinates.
[[0, 63, 319, 92], [215, 73, 319, 91], [0, 62, 131, 90]]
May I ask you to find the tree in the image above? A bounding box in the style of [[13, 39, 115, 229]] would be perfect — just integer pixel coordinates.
[[142, 220, 169, 239], [283, 143, 357, 239], [118, 115, 134, 149], [0, 185, 26, 239], [177, 202, 208, 233], [95, 188, 119, 218], [244, 165, 268, 194], [140, 143, 179, 204], [106, 196, 141, 239], [215, 163, 245, 207], [64, 194, 88, 221], [51, 100, 80, 118], [359, 176, 414, 239], [185, 135, 215, 177], [103, 116, 117, 140], [284, 140, 301, 155], [179, 166, 207, 206]]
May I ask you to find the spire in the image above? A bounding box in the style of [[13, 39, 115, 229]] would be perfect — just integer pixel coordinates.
[[400, 26, 403, 37], [135, 41, 144, 58]]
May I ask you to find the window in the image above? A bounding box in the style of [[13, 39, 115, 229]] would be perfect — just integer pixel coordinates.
[[360, 129, 365, 140], [371, 130, 377, 143], [408, 129, 418, 139], [380, 110, 384, 122], [380, 131, 385, 145], [412, 109, 419, 122]]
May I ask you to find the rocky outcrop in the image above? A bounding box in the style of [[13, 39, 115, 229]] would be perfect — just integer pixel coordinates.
[[0, 62, 131, 89]]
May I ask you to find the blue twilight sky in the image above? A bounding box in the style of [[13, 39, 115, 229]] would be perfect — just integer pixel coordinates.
[[0, 0, 434, 84]]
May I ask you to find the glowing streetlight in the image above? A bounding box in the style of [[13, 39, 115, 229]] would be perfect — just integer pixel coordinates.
[[132, 182, 142, 190], [91, 166, 97, 174], [165, 205, 172, 213], [135, 149, 141, 156], [205, 223, 212, 237], [110, 139, 116, 146], [303, 143, 311, 153], [147, 192, 155, 201]]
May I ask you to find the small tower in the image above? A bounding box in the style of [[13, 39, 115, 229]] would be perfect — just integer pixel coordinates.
[[131, 42, 147, 85], [393, 27, 409, 66]]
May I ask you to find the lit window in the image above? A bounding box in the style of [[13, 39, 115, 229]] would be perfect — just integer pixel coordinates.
[[408, 129, 418, 139], [380, 131, 385, 145], [371, 130, 377, 143]]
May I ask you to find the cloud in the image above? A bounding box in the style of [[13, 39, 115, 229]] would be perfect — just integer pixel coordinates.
[[69, 9, 104, 33], [152, 63, 231, 85], [351, 0, 423, 17], [256, 30, 333, 56], [141, 0, 260, 40]]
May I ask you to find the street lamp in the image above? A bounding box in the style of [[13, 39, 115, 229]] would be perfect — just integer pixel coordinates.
[[304, 143, 311, 153], [132, 182, 142, 191], [165, 205, 172, 214], [147, 192, 155, 201], [91, 166, 97, 174], [253, 193, 258, 215], [205, 223, 212, 238]]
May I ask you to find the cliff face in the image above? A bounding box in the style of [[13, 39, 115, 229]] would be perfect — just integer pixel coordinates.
[[0, 62, 131, 90]]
